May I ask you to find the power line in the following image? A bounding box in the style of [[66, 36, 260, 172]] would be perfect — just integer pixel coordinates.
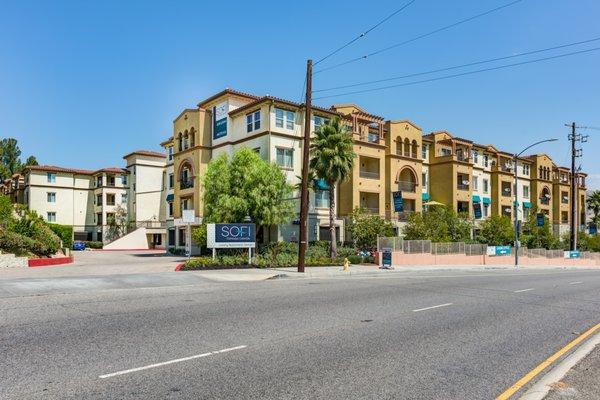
[[313, 46, 600, 100], [314, 0, 417, 66], [315, 36, 600, 93], [315, 0, 523, 74], [577, 126, 600, 131]]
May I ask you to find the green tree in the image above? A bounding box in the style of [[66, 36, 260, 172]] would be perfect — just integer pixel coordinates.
[[309, 117, 356, 257], [0, 138, 22, 179], [521, 206, 561, 249], [403, 206, 471, 242], [587, 190, 600, 225], [347, 207, 395, 250], [195, 148, 295, 245], [106, 204, 128, 242], [23, 155, 38, 168], [0, 194, 13, 226], [477, 214, 514, 245]]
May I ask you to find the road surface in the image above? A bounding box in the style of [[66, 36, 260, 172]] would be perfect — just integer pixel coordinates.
[[2, 268, 600, 399]]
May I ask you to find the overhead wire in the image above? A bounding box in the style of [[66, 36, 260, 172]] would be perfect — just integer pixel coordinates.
[[315, 0, 524, 74], [314, 36, 600, 93], [313, 46, 600, 100]]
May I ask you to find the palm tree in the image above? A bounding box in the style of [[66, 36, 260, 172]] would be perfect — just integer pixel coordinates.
[[309, 117, 355, 258], [587, 190, 600, 224]]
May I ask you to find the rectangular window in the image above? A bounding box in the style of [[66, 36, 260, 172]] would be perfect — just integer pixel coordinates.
[[315, 190, 330, 208], [168, 173, 174, 189], [106, 194, 115, 206], [168, 202, 174, 217], [96, 176, 103, 187], [122, 193, 127, 204], [441, 148, 452, 156], [523, 164, 530, 176], [178, 227, 186, 246], [121, 175, 128, 185], [314, 115, 328, 130], [484, 155, 489, 168], [246, 110, 261, 133], [473, 176, 479, 191], [47, 212, 56, 222], [483, 204, 489, 217], [47, 192, 56, 203], [275, 108, 295, 130], [421, 145, 427, 160], [523, 185, 530, 198], [422, 172, 427, 188], [483, 179, 489, 194], [471, 150, 479, 164], [47, 172, 56, 183], [168, 147, 173, 161], [276, 147, 293, 169], [96, 194, 103, 206]]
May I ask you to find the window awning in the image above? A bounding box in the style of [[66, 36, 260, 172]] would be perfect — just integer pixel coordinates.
[[422, 192, 430, 201], [472, 195, 481, 203], [314, 179, 329, 190], [482, 197, 492, 205], [523, 201, 532, 208], [166, 194, 174, 202]]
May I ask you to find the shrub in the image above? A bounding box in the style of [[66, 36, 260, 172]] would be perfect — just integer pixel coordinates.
[[347, 255, 362, 264], [0, 194, 13, 225], [348, 208, 395, 250], [83, 241, 103, 249], [0, 228, 38, 256], [48, 224, 73, 248]]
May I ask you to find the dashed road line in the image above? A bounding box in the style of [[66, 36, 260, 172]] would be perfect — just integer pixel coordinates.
[[514, 288, 535, 293], [99, 345, 247, 379], [412, 303, 453, 313], [569, 281, 583, 285]]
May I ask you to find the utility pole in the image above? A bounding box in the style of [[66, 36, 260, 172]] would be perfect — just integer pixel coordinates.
[[298, 59, 313, 273], [566, 122, 588, 251]]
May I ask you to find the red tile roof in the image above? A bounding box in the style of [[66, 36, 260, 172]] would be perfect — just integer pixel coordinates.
[[197, 88, 261, 108], [25, 165, 95, 175], [122, 150, 166, 159]]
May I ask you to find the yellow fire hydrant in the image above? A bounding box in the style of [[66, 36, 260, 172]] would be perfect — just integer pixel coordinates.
[[343, 257, 350, 271]]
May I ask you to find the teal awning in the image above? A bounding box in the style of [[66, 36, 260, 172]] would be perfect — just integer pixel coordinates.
[[523, 201, 532, 209], [422, 193, 430, 201], [314, 179, 329, 190], [166, 194, 174, 202], [482, 197, 492, 205], [472, 195, 481, 203], [513, 200, 519, 206]]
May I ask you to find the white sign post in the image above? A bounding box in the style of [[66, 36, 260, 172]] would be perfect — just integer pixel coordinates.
[[182, 210, 196, 259]]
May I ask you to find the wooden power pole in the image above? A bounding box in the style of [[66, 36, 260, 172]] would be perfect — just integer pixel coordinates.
[[298, 59, 313, 273]]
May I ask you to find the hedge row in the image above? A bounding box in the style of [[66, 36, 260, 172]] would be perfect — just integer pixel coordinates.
[[48, 224, 74, 249]]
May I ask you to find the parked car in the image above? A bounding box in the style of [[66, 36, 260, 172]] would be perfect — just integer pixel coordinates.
[[72, 241, 86, 251]]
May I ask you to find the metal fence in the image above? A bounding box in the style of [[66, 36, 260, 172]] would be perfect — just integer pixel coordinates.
[[403, 240, 431, 254]]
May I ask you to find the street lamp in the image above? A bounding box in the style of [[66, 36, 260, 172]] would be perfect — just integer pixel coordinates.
[[513, 138, 558, 266]]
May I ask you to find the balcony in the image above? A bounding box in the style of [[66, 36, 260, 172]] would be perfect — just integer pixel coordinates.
[[457, 183, 469, 191], [398, 180, 417, 193], [180, 178, 194, 190], [359, 170, 380, 180], [367, 133, 380, 143], [540, 197, 550, 205], [362, 207, 380, 214], [397, 211, 415, 221]]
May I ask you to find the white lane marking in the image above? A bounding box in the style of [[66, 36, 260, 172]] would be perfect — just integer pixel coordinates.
[[99, 345, 247, 379], [569, 281, 583, 285], [412, 303, 453, 313], [514, 288, 535, 293]]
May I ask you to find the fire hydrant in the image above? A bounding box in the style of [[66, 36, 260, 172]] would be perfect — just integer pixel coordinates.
[[343, 257, 350, 271]]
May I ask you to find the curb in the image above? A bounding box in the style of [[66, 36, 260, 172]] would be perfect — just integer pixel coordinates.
[[28, 256, 74, 268], [174, 263, 185, 271], [519, 329, 600, 400]]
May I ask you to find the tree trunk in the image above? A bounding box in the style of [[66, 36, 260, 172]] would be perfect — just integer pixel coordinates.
[[329, 183, 337, 258]]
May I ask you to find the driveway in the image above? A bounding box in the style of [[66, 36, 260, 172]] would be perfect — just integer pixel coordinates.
[[0, 250, 184, 279]]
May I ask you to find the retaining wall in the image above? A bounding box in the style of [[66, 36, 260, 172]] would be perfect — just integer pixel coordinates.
[[379, 252, 600, 267]]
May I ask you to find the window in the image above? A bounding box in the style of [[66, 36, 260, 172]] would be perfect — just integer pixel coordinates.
[[47, 192, 56, 203], [47, 172, 56, 183], [133, 183, 136, 192], [523, 185, 530, 198], [275, 108, 295, 130], [181, 197, 192, 211], [47, 212, 56, 222], [168, 201, 174, 217], [483, 179, 489, 194], [96, 176, 103, 187], [484, 155, 489, 168], [314, 115, 328, 130], [473, 176, 479, 190], [246, 110, 261, 133], [422, 172, 427, 188], [422, 145, 427, 159], [168, 173, 174, 189], [96, 194, 103, 206], [471, 150, 479, 164], [523, 164, 530, 176], [441, 148, 452, 156], [483, 204, 489, 217], [276, 147, 293, 169], [253, 147, 261, 154], [121, 175, 128, 185], [315, 190, 330, 208], [168, 147, 173, 161], [122, 193, 128, 204], [178, 227, 186, 246], [106, 194, 115, 206]]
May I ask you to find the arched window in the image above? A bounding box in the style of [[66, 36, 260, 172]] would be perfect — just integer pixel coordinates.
[[403, 138, 410, 157], [411, 140, 418, 158], [398, 167, 418, 193], [177, 132, 183, 152], [189, 128, 195, 147], [396, 137, 402, 155]]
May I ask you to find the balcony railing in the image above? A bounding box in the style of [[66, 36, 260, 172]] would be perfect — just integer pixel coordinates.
[[501, 187, 512, 197], [457, 183, 469, 190], [398, 180, 417, 193], [361, 207, 380, 214], [540, 197, 550, 205], [359, 170, 380, 180], [397, 211, 415, 221], [180, 178, 194, 190], [367, 133, 380, 143]]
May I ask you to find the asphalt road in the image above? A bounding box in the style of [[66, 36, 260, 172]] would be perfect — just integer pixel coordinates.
[[2, 269, 600, 399]]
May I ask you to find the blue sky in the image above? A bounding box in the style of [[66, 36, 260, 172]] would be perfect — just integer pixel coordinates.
[[1, 0, 599, 188]]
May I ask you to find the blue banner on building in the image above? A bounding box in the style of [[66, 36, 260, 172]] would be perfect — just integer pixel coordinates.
[[473, 202, 482, 219], [536, 213, 545, 227], [392, 191, 403, 212], [213, 102, 228, 139]]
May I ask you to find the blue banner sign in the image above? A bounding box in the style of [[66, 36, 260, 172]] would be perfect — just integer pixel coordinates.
[[207, 223, 256, 248], [590, 223, 597, 235], [536, 213, 545, 227], [564, 250, 581, 259], [495, 246, 511, 256], [392, 191, 403, 212], [381, 248, 392, 268], [473, 202, 482, 219], [213, 102, 228, 139]]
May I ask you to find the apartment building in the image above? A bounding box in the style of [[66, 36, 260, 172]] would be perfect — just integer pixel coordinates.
[[15, 150, 167, 247]]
